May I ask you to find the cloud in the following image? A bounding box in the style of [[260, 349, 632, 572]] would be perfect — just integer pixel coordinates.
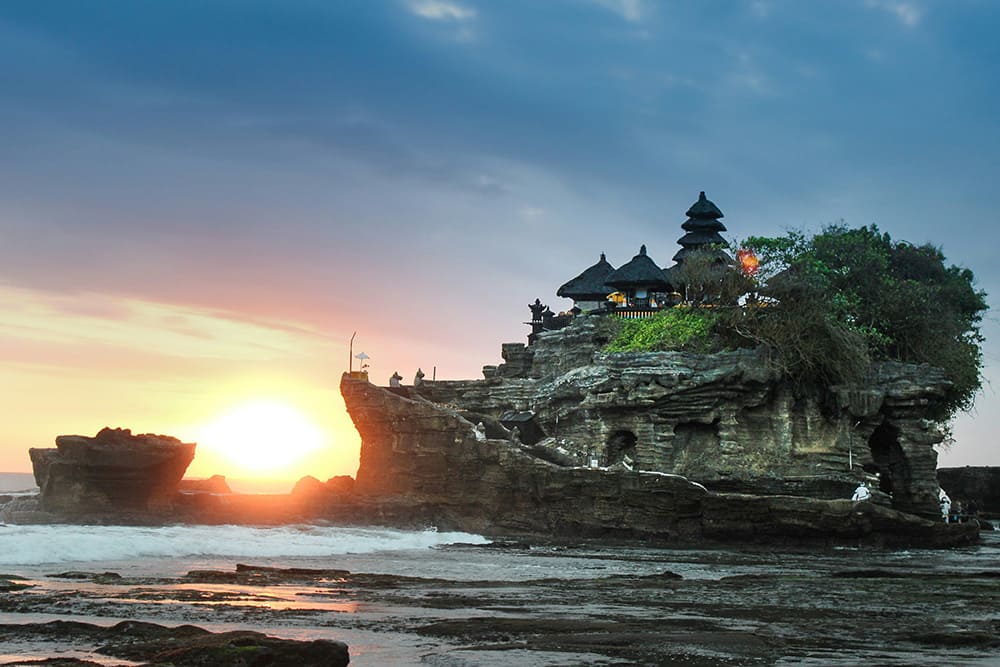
[[409, 1, 476, 21], [519, 206, 545, 220], [590, 0, 644, 23], [865, 0, 922, 28], [750, 1, 772, 19]]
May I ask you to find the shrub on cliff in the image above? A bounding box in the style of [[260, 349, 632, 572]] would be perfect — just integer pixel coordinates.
[[605, 307, 719, 353]]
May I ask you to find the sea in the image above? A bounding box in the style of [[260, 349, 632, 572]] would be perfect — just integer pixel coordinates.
[[2, 472, 998, 666]]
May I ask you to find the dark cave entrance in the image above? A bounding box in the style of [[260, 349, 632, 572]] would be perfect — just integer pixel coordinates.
[[605, 430, 638, 468], [865, 422, 909, 498]]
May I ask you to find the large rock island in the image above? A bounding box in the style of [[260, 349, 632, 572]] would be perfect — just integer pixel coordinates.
[[339, 315, 975, 547]]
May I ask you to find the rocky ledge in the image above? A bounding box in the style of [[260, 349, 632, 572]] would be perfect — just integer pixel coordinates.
[[341, 375, 976, 548]]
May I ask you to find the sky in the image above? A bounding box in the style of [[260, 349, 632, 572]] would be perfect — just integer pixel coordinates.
[[1, 0, 998, 485]]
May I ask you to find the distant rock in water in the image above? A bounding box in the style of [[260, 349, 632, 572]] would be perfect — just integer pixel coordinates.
[[178, 474, 232, 494], [29, 427, 195, 517]]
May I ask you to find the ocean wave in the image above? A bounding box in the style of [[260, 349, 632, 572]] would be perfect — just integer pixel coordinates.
[[0, 524, 488, 566]]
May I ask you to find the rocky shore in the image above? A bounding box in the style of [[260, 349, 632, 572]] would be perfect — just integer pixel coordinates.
[[1, 536, 998, 666], [0, 618, 349, 666]]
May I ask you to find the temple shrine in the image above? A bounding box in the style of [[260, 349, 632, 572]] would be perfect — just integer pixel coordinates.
[[539, 191, 733, 333]]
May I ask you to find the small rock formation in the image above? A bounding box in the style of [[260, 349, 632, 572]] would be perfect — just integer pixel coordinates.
[[938, 466, 1000, 515], [28, 427, 195, 516], [178, 474, 232, 494]]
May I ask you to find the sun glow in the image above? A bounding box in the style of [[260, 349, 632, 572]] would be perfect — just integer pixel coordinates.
[[197, 399, 327, 474]]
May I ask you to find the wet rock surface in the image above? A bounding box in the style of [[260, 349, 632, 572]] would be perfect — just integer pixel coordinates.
[[1, 536, 998, 666], [0, 619, 349, 666]]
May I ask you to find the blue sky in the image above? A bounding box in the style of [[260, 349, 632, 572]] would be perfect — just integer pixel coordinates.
[[1, 0, 997, 473]]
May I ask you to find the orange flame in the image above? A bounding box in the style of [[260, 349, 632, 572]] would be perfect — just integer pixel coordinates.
[[737, 248, 759, 276]]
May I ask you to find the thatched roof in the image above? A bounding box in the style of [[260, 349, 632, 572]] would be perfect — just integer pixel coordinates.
[[606, 245, 671, 290], [675, 191, 730, 263], [557, 252, 616, 300], [672, 245, 733, 264], [685, 191, 724, 219]]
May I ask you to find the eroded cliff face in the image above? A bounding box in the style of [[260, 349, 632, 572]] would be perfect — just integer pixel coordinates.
[[408, 316, 951, 518], [341, 375, 972, 546]]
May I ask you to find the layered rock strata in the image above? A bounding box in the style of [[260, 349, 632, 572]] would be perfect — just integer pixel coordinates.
[[29, 427, 195, 516], [341, 375, 973, 546], [411, 316, 951, 518]]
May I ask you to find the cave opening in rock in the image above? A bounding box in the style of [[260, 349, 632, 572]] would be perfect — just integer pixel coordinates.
[[865, 422, 908, 497], [605, 430, 638, 468]]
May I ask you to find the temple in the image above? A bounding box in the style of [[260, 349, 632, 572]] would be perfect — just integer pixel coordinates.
[[673, 191, 730, 263], [543, 191, 734, 332], [556, 252, 616, 312]]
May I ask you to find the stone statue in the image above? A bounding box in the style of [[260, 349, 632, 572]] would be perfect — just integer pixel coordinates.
[[389, 372, 402, 387], [414, 368, 425, 386], [528, 298, 546, 322]]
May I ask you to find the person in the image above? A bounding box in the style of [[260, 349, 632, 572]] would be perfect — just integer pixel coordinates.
[[939, 489, 952, 522], [951, 499, 963, 524], [389, 371, 402, 387], [966, 498, 979, 519], [414, 368, 425, 386], [474, 422, 487, 442], [852, 482, 872, 502]]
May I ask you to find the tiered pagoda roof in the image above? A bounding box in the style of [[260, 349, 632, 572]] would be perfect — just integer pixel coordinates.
[[605, 245, 671, 291], [672, 191, 731, 264], [556, 252, 616, 301]]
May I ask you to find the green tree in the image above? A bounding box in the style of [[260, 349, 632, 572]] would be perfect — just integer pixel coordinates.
[[742, 225, 988, 417]]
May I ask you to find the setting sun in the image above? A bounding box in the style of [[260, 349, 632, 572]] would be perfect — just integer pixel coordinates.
[[197, 399, 327, 474]]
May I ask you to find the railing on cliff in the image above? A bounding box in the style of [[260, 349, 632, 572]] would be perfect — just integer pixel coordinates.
[[613, 309, 659, 319]]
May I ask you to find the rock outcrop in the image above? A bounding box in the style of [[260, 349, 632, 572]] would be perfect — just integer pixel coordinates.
[[29, 427, 195, 516], [938, 466, 1000, 515], [0, 619, 349, 667], [411, 316, 951, 519], [178, 474, 231, 494], [341, 374, 974, 546]]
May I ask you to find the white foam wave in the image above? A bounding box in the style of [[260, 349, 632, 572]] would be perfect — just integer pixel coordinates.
[[0, 524, 488, 566]]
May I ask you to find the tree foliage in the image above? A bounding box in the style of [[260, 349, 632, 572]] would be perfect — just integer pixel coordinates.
[[597, 224, 986, 420], [741, 225, 988, 417]]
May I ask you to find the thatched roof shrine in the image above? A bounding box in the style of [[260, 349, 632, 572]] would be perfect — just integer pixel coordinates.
[[673, 191, 731, 264], [605, 245, 671, 291], [557, 252, 616, 301]]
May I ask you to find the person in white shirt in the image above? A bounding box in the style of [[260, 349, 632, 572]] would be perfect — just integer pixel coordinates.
[[852, 482, 872, 502]]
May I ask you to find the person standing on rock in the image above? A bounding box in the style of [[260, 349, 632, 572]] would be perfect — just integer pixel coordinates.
[[939, 490, 952, 522]]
